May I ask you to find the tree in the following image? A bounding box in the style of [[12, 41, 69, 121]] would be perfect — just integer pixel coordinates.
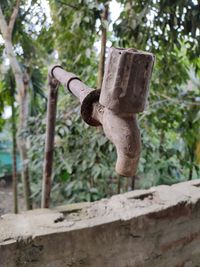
[[0, 0, 51, 210], [0, 65, 19, 213], [0, 0, 32, 209]]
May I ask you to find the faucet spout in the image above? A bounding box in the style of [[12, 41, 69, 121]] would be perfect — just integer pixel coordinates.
[[102, 109, 141, 176], [91, 103, 141, 176]]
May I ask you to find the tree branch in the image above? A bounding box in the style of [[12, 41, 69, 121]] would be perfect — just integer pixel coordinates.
[[57, 0, 79, 10], [0, 5, 8, 37], [8, 0, 20, 38]]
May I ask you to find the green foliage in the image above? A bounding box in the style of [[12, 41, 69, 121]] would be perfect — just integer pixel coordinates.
[[49, 0, 102, 85], [0, 0, 199, 208], [28, 102, 121, 205], [0, 69, 15, 130]]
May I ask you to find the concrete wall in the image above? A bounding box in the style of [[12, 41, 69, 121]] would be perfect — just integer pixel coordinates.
[[1, 179, 200, 267]]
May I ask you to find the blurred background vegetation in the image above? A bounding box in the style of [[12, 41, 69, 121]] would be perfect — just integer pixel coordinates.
[[0, 0, 199, 210]]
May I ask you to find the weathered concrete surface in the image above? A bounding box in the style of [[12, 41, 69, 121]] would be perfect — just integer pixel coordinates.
[[1, 179, 200, 267]]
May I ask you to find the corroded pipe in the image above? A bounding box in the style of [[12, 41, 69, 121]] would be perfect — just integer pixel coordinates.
[[42, 76, 59, 208], [49, 48, 154, 177]]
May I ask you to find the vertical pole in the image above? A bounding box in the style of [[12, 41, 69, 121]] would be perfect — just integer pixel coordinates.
[[117, 175, 121, 194], [131, 176, 135, 190], [11, 85, 18, 214], [41, 76, 59, 208]]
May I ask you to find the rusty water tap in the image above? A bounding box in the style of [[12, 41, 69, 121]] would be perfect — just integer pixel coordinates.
[[48, 48, 154, 177]]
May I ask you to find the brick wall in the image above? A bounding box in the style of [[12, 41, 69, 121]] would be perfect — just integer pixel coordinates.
[[1, 179, 200, 267]]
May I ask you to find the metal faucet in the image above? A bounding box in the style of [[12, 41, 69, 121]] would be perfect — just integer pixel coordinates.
[[42, 47, 155, 208]]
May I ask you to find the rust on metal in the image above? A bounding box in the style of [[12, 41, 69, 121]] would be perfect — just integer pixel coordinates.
[[43, 47, 155, 195], [41, 76, 59, 208], [81, 89, 101, 126], [100, 47, 155, 114]]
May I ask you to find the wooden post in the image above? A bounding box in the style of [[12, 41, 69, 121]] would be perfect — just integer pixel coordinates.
[[41, 76, 59, 208], [131, 176, 135, 191], [11, 85, 18, 213]]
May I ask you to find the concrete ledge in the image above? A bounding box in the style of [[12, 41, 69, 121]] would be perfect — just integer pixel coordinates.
[[1, 180, 200, 267]]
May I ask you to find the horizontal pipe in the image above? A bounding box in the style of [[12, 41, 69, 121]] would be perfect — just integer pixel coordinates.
[[51, 66, 91, 103], [50, 66, 104, 125]]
